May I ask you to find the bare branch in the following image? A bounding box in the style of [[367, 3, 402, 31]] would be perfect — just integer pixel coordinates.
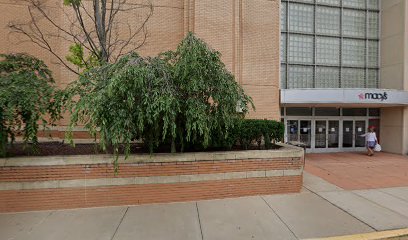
[[8, 0, 154, 73], [115, 2, 153, 61]]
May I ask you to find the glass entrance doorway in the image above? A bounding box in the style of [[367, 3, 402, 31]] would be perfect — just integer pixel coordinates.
[[343, 120, 366, 148], [314, 120, 340, 149], [287, 120, 311, 148], [287, 118, 367, 152], [283, 107, 380, 152]]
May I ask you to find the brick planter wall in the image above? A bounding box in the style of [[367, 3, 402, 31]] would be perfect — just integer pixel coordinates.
[[0, 144, 304, 213]]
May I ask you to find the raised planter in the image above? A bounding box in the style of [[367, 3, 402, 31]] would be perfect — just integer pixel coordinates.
[[0, 143, 304, 213]]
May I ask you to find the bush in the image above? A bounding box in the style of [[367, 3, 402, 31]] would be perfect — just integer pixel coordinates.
[[231, 119, 284, 150], [0, 54, 61, 157], [65, 33, 253, 168]]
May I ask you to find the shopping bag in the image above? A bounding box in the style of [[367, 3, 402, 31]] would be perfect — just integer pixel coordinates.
[[374, 144, 381, 152]]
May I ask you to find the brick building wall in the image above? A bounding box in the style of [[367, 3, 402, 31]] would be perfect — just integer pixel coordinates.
[[0, 0, 281, 136]]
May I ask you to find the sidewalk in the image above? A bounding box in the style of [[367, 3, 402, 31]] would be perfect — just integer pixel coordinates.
[[2, 172, 408, 240]]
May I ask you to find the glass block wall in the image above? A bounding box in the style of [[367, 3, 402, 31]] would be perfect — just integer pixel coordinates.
[[280, 0, 380, 89]]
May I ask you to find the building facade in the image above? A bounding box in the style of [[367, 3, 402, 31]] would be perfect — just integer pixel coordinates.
[[2, 0, 408, 154]]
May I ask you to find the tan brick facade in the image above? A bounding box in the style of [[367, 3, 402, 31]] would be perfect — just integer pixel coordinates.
[[0, 0, 281, 136]]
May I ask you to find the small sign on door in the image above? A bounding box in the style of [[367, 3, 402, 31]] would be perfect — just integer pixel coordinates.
[[345, 128, 350, 132], [358, 127, 362, 132]]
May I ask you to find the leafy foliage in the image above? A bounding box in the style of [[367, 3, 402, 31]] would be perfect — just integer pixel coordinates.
[[65, 33, 253, 168], [162, 32, 253, 152], [231, 119, 284, 150], [0, 54, 61, 157], [66, 44, 100, 70]]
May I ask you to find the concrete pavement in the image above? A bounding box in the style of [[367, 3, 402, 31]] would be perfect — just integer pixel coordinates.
[[2, 173, 408, 240]]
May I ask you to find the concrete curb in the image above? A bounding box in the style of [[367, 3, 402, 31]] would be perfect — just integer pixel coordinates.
[[304, 228, 408, 240]]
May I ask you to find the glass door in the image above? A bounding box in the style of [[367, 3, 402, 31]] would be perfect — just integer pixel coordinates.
[[315, 120, 327, 148], [328, 121, 339, 148], [355, 121, 366, 147], [287, 119, 311, 148], [343, 121, 353, 148], [300, 120, 311, 148], [287, 120, 298, 142]]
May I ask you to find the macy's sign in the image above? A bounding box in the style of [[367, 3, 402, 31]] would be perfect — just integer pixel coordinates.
[[358, 92, 388, 101]]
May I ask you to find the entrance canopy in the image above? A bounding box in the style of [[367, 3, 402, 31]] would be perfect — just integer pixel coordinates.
[[281, 88, 408, 107]]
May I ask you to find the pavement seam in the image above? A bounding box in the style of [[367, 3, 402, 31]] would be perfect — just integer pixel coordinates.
[[377, 188, 408, 204], [110, 206, 129, 240], [25, 210, 55, 236], [351, 190, 408, 220], [303, 185, 377, 231], [195, 202, 204, 240], [260, 196, 299, 240]]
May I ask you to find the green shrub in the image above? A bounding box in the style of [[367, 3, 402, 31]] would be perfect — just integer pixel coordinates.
[[232, 119, 284, 150], [0, 54, 62, 157], [64, 33, 253, 168]]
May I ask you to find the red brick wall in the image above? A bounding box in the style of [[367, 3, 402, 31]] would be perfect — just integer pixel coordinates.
[[0, 156, 303, 213]]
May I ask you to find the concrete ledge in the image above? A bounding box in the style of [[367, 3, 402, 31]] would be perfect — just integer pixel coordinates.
[[2, 143, 303, 167]]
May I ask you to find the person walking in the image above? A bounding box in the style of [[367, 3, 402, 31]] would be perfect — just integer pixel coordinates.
[[360, 126, 377, 156]]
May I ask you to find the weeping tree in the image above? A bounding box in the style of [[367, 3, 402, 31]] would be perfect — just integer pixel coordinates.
[[0, 54, 62, 157], [64, 33, 253, 168], [8, 0, 153, 74]]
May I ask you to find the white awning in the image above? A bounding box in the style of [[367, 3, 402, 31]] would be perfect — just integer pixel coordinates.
[[280, 88, 408, 107]]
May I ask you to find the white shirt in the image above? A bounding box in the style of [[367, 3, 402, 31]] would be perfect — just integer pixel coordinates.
[[361, 132, 377, 142]]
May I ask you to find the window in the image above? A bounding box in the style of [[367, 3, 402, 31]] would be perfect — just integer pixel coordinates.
[[343, 108, 367, 116], [316, 37, 340, 65], [280, 0, 380, 89], [281, 34, 287, 63], [315, 67, 339, 88], [369, 108, 380, 116], [316, 7, 340, 35], [286, 107, 312, 116], [316, 0, 340, 6], [281, 2, 287, 31], [281, 64, 287, 89], [287, 65, 314, 88], [367, 41, 379, 67], [289, 3, 314, 33], [315, 107, 340, 116], [342, 10, 366, 38], [367, 69, 378, 88], [342, 39, 365, 67], [288, 35, 314, 64], [367, 0, 379, 10], [368, 12, 379, 38], [341, 68, 365, 88], [343, 0, 366, 9]]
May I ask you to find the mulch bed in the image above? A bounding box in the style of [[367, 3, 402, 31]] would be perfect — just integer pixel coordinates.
[[4, 142, 281, 157]]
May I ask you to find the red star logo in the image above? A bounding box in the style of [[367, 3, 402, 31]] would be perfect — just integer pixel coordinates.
[[358, 93, 364, 100]]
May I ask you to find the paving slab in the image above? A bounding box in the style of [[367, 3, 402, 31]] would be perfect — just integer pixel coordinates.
[[354, 189, 408, 218], [13, 206, 127, 240], [303, 172, 343, 193], [198, 196, 297, 240], [263, 192, 373, 239], [305, 152, 408, 190], [0, 211, 53, 240], [319, 191, 408, 231], [113, 202, 202, 240], [380, 187, 408, 202]]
